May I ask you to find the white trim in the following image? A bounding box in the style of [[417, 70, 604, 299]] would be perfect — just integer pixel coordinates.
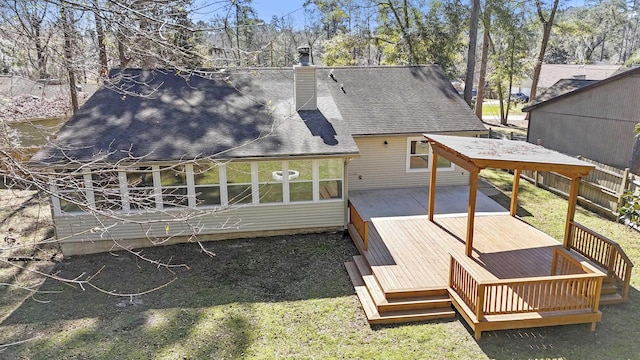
[[118, 169, 129, 211], [282, 161, 290, 203], [186, 164, 196, 207], [406, 136, 455, 173], [219, 163, 228, 205], [312, 159, 320, 202], [152, 165, 162, 210], [251, 162, 259, 205]]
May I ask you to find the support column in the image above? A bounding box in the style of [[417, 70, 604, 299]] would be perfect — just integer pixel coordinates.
[[510, 168, 521, 217], [563, 176, 581, 248], [428, 151, 438, 222], [466, 169, 480, 257]]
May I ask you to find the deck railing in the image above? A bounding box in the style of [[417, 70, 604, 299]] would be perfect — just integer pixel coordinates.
[[568, 221, 634, 301], [349, 204, 369, 250], [449, 250, 604, 319]]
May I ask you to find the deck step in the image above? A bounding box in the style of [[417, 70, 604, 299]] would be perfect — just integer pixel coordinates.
[[345, 261, 455, 324], [599, 293, 625, 305], [352, 255, 452, 312], [600, 282, 618, 295]]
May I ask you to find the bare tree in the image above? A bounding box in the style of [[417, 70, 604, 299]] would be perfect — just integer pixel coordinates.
[[529, 0, 560, 104]]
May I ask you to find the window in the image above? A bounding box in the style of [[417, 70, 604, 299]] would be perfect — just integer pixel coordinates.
[[193, 163, 221, 207], [160, 166, 188, 208], [56, 173, 87, 213], [92, 170, 122, 211], [289, 160, 313, 202], [406, 137, 454, 172], [258, 161, 283, 203], [126, 167, 156, 210], [318, 159, 342, 200], [226, 162, 253, 204]]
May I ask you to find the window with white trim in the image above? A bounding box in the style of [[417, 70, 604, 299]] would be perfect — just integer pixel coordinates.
[[126, 166, 156, 210], [159, 165, 188, 208], [406, 137, 454, 172], [225, 162, 253, 205], [289, 160, 313, 202], [92, 170, 122, 211], [54, 170, 88, 213], [258, 161, 283, 203], [318, 159, 342, 200], [193, 163, 221, 207]]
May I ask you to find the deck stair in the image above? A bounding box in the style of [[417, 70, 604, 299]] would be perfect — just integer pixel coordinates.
[[345, 255, 455, 324]]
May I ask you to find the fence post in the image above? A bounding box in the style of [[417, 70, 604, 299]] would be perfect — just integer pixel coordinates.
[[616, 168, 630, 210]]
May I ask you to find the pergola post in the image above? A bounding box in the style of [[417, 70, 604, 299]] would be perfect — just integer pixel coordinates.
[[466, 168, 480, 257], [428, 151, 438, 222], [563, 176, 581, 248], [510, 168, 521, 217]]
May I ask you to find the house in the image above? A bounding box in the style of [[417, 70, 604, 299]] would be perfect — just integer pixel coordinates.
[[512, 64, 621, 97], [523, 66, 640, 169], [31, 49, 487, 256]]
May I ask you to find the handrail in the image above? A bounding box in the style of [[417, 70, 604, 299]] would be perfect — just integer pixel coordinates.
[[449, 253, 603, 319], [349, 204, 369, 250], [568, 221, 634, 300]]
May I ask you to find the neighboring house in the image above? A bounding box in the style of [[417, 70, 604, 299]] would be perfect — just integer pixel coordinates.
[[31, 51, 487, 255], [513, 64, 621, 97], [523, 66, 640, 169]]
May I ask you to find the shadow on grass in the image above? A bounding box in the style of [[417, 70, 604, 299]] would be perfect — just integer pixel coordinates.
[[0, 232, 358, 358]]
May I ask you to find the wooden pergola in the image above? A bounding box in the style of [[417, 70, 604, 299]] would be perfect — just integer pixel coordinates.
[[424, 134, 595, 257]]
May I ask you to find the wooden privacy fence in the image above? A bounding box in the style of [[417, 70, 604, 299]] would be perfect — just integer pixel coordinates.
[[520, 156, 640, 219], [568, 221, 634, 301]]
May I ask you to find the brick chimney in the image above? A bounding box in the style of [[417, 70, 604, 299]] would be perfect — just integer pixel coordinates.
[[294, 46, 317, 111]]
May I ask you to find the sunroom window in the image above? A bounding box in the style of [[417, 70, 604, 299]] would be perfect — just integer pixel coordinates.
[[319, 159, 342, 200], [160, 165, 188, 208], [126, 167, 156, 210], [226, 162, 253, 205], [289, 160, 313, 202], [258, 161, 283, 203], [92, 170, 122, 211], [193, 163, 221, 207]]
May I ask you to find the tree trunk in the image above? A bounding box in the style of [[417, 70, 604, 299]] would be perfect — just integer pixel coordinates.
[[92, 0, 108, 77], [529, 0, 560, 105], [60, 6, 78, 114], [475, 7, 492, 119], [464, 0, 480, 106]]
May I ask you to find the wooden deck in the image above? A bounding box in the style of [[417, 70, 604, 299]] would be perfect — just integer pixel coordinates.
[[360, 214, 559, 294], [345, 187, 612, 337]]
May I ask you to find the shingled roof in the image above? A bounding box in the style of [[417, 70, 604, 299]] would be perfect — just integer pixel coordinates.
[[317, 66, 486, 136], [523, 66, 640, 112], [32, 66, 485, 165]]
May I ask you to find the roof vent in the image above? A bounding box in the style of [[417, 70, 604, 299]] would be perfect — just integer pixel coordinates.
[[298, 46, 311, 66]]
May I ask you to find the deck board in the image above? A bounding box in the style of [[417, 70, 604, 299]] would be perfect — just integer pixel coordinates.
[[364, 214, 561, 294]]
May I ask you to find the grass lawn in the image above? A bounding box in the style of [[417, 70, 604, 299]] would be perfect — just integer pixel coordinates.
[[480, 101, 525, 117], [2, 170, 640, 359]]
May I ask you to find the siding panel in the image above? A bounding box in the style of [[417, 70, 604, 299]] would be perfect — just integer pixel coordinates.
[[528, 74, 640, 168], [55, 201, 345, 245], [348, 135, 471, 191]]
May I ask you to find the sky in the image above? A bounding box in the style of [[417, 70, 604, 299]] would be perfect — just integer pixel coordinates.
[[193, 0, 590, 26]]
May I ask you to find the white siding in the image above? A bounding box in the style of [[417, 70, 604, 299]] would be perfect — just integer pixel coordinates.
[[348, 135, 472, 191], [54, 201, 345, 245]]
